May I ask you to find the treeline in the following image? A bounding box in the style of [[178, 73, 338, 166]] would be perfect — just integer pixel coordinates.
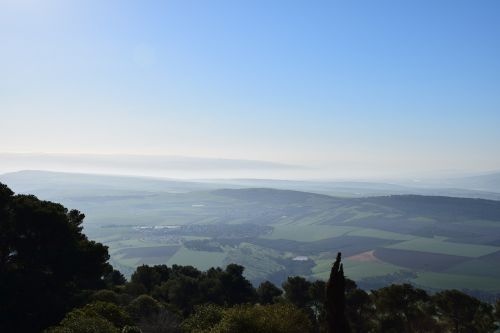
[[0, 182, 499, 333], [42, 264, 500, 333]]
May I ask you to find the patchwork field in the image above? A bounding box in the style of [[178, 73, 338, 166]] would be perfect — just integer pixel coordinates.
[[373, 248, 468, 272], [312, 257, 404, 281], [91, 213, 500, 298], [385, 237, 500, 257], [166, 247, 227, 271], [3, 171, 500, 298], [262, 224, 357, 241]]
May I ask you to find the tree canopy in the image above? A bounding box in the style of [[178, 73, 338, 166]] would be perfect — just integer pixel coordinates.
[[0, 183, 112, 332]]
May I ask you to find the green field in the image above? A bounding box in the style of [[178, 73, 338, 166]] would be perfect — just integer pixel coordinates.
[[386, 237, 500, 258], [225, 243, 285, 281], [443, 259, 500, 278], [344, 228, 415, 241], [263, 224, 357, 241], [412, 271, 500, 291], [312, 258, 404, 281], [166, 247, 226, 271]]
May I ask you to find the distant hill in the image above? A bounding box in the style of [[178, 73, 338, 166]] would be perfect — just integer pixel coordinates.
[[443, 172, 500, 193], [213, 188, 334, 204], [1, 170, 499, 294], [2, 170, 500, 200], [0, 170, 240, 199], [201, 178, 500, 199]]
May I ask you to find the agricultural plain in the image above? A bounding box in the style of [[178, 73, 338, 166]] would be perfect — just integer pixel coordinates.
[[2, 171, 500, 299]]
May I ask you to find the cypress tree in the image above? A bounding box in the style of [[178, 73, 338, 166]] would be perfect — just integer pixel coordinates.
[[325, 252, 350, 333]]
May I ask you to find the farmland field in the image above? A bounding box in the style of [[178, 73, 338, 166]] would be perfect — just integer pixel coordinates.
[[373, 248, 469, 271], [312, 257, 404, 281], [166, 247, 226, 271], [2, 171, 500, 298], [262, 224, 357, 241], [413, 272, 500, 291], [385, 237, 500, 257]]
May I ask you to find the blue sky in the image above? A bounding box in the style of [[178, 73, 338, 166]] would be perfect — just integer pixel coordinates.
[[1, 0, 500, 178]]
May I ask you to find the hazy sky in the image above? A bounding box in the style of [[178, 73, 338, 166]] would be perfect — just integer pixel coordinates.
[[1, 0, 500, 178]]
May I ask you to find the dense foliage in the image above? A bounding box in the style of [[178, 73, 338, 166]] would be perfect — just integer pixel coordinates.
[[40, 263, 499, 333], [1, 182, 499, 333], [0, 183, 119, 332]]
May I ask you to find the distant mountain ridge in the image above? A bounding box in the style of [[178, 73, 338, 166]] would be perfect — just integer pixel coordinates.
[[3, 170, 499, 201], [0, 170, 240, 198], [443, 172, 500, 192]]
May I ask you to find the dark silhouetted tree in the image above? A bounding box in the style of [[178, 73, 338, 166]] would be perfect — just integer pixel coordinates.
[[309, 279, 327, 332], [325, 252, 349, 333], [131, 265, 171, 293], [104, 268, 127, 287], [346, 287, 375, 333], [283, 276, 312, 308], [0, 183, 113, 332], [257, 280, 283, 304], [473, 302, 497, 333], [220, 264, 257, 305], [160, 274, 200, 315], [495, 299, 500, 322], [372, 283, 438, 333], [433, 289, 496, 333]]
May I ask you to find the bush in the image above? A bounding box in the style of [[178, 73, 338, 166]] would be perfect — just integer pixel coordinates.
[[45, 308, 119, 333], [91, 290, 121, 305], [81, 301, 133, 329], [183, 303, 312, 333], [127, 295, 162, 321]]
